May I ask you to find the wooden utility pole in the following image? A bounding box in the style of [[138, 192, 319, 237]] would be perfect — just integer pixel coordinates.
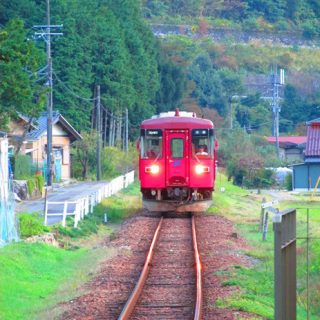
[[96, 85, 101, 181]]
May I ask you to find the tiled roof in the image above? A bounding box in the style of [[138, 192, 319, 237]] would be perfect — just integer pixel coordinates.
[[266, 136, 307, 145], [26, 111, 82, 142], [305, 122, 320, 157]]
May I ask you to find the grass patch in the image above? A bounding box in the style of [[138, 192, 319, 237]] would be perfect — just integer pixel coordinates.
[[210, 172, 320, 319], [1, 181, 141, 319], [0, 242, 89, 320]]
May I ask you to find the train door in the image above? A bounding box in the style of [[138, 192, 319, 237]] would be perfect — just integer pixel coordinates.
[[165, 130, 189, 186]]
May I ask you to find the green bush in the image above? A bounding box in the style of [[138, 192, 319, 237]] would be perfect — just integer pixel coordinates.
[[19, 213, 48, 238], [14, 155, 33, 179], [35, 174, 44, 192], [285, 173, 293, 191], [27, 178, 36, 196]]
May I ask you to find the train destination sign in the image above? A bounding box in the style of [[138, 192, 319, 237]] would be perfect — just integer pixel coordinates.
[[146, 129, 162, 137], [192, 129, 214, 136]]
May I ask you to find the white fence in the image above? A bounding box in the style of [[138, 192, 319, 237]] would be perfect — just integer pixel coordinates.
[[44, 170, 135, 227]]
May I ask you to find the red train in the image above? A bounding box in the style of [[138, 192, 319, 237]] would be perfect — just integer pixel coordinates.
[[138, 109, 218, 212]]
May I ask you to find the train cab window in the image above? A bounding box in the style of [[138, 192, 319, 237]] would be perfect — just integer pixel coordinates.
[[192, 129, 214, 158], [140, 129, 162, 159], [171, 138, 184, 158]]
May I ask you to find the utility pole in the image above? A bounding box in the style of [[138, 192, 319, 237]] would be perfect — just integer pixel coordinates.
[[46, 0, 53, 187], [96, 85, 102, 181], [33, 0, 62, 186], [271, 66, 285, 159], [125, 108, 129, 154]]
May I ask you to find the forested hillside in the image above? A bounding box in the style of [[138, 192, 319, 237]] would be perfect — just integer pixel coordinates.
[[142, 0, 320, 37], [2, 0, 320, 140], [0, 0, 186, 133]]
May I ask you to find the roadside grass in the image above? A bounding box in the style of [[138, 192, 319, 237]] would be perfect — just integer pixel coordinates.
[[0, 243, 89, 320], [2, 181, 141, 320], [211, 173, 319, 319]]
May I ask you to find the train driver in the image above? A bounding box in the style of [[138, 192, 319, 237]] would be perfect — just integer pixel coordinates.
[[196, 145, 208, 155]]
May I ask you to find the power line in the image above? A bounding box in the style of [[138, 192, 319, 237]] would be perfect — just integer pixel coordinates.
[[53, 70, 97, 102]]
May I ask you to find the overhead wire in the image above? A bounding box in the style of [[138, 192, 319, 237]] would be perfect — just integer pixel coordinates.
[[52, 69, 97, 102]]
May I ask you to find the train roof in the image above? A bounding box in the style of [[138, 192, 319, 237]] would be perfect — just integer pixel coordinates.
[[141, 110, 214, 130]]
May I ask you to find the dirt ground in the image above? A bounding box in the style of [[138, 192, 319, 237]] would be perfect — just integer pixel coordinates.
[[58, 212, 257, 320]]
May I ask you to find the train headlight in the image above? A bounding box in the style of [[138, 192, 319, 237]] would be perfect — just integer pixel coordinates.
[[195, 165, 210, 174], [145, 165, 160, 174]]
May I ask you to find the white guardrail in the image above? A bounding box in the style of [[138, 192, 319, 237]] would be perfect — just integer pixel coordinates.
[[44, 170, 135, 227]]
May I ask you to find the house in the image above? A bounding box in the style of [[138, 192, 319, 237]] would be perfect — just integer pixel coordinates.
[[292, 119, 320, 191], [266, 136, 306, 163], [9, 111, 82, 181]]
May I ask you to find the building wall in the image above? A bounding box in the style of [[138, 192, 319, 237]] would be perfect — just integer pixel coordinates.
[[285, 148, 304, 163], [29, 123, 71, 180], [293, 163, 320, 190]]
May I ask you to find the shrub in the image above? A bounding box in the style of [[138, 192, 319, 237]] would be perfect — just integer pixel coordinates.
[[285, 173, 293, 191], [19, 213, 48, 238], [14, 155, 33, 179], [35, 174, 44, 192], [27, 178, 36, 196]]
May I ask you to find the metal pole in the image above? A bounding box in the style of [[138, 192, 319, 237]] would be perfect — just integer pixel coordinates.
[[46, 0, 53, 187], [96, 85, 101, 181]]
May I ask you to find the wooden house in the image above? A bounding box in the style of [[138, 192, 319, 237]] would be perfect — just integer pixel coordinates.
[[9, 112, 82, 181]]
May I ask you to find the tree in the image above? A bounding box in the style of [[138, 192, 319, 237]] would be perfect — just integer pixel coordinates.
[[73, 132, 97, 179], [0, 19, 45, 130], [188, 53, 242, 116]]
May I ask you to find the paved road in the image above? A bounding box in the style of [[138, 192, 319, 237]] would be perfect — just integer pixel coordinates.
[[16, 181, 109, 225]]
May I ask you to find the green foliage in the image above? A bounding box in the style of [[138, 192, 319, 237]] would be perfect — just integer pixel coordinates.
[[0, 242, 88, 320], [142, 0, 320, 35], [0, 19, 45, 129], [35, 174, 44, 192], [26, 178, 36, 196], [18, 213, 48, 238], [1, 1, 185, 137], [72, 131, 98, 180], [188, 52, 242, 116], [14, 155, 33, 179], [72, 134, 138, 180], [210, 175, 319, 318], [101, 145, 138, 179], [218, 127, 278, 187], [285, 172, 293, 191]]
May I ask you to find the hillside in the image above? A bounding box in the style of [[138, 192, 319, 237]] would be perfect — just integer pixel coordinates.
[[142, 0, 320, 38]]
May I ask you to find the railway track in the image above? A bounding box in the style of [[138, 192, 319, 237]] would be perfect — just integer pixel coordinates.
[[118, 215, 202, 320]]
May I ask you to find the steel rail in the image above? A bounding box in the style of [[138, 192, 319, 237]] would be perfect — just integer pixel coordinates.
[[118, 217, 164, 320], [192, 215, 203, 320]]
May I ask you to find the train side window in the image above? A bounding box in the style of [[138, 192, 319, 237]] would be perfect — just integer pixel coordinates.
[[140, 130, 163, 159], [171, 138, 184, 158]]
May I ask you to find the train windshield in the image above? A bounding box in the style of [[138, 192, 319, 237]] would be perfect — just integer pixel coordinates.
[[140, 129, 162, 159], [192, 129, 214, 158]]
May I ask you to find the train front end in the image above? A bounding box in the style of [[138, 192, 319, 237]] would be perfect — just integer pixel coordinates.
[[138, 110, 217, 213]]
